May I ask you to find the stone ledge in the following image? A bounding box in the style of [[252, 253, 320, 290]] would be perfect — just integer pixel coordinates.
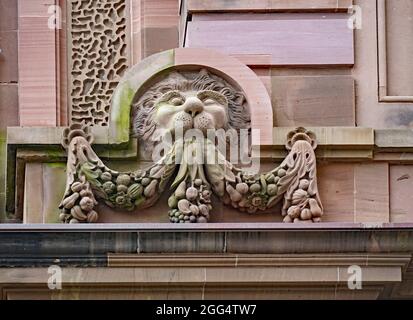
[[186, 0, 353, 13], [375, 129, 413, 151], [272, 127, 375, 149]]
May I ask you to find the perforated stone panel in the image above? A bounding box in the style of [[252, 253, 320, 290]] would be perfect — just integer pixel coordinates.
[[68, 0, 130, 126]]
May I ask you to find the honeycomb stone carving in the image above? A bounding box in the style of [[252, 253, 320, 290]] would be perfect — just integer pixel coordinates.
[[68, 0, 129, 126]]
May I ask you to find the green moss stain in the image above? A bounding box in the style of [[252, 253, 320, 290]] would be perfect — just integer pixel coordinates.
[[43, 163, 67, 223], [0, 131, 7, 221]]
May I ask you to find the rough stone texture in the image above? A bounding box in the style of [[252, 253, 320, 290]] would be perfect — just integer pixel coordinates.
[[68, 0, 130, 127]]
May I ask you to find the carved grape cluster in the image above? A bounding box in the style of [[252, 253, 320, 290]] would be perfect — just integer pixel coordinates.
[[167, 179, 212, 223]]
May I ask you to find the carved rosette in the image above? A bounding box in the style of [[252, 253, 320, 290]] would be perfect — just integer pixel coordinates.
[[59, 125, 323, 223]]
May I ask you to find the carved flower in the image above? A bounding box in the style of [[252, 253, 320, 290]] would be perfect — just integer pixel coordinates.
[[251, 197, 263, 207], [115, 195, 127, 206]]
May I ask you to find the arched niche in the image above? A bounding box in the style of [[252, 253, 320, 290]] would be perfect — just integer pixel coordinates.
[[109, 48, 273, 146]]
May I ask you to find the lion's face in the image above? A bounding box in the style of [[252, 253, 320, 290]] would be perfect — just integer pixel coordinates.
[[153, 89, 228, 135]]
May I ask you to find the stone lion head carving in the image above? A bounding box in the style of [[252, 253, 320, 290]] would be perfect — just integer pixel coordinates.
[[131, 69, 251, 151]]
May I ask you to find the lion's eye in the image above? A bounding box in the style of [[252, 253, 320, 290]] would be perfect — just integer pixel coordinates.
[[170, 97, 184, 106], [203, 98, 216, 105]]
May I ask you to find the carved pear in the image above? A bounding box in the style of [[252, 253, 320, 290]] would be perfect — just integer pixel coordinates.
[[175, 181, 187, 199], [143, 180, 158, 198], [226, 184, 242, 202], [309, 198, 322, 217]]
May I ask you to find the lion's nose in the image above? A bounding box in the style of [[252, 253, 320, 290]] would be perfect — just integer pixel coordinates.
[[183, 97, 203, 117]]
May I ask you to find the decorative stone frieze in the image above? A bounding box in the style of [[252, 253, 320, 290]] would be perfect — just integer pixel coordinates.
[[59, 69, 323, 223]]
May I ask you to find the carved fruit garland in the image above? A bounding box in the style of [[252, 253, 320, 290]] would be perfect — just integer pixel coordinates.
[[59, 124, 177, 223], [59, 125, 323, 223]]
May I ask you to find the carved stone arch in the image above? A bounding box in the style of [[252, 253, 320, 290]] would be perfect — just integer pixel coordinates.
[[108, 48, 273, 146]]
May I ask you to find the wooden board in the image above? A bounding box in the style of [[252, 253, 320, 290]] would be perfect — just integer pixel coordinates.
[[390, 165, 413, 223], [271, 75, 355, 127], [185, 13, 354, 66]]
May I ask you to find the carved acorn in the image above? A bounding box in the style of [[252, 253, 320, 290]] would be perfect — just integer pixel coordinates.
[[283, 215, 293, 223], [69, 218, 79, 224], [194, 179, 202, 187], [62, 192, 80, 209], [71, 205, 87, 221], [87, 210, 98, 223]]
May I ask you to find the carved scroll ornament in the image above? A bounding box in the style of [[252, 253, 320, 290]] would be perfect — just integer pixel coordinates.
[[59, 70, 323, 223]]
